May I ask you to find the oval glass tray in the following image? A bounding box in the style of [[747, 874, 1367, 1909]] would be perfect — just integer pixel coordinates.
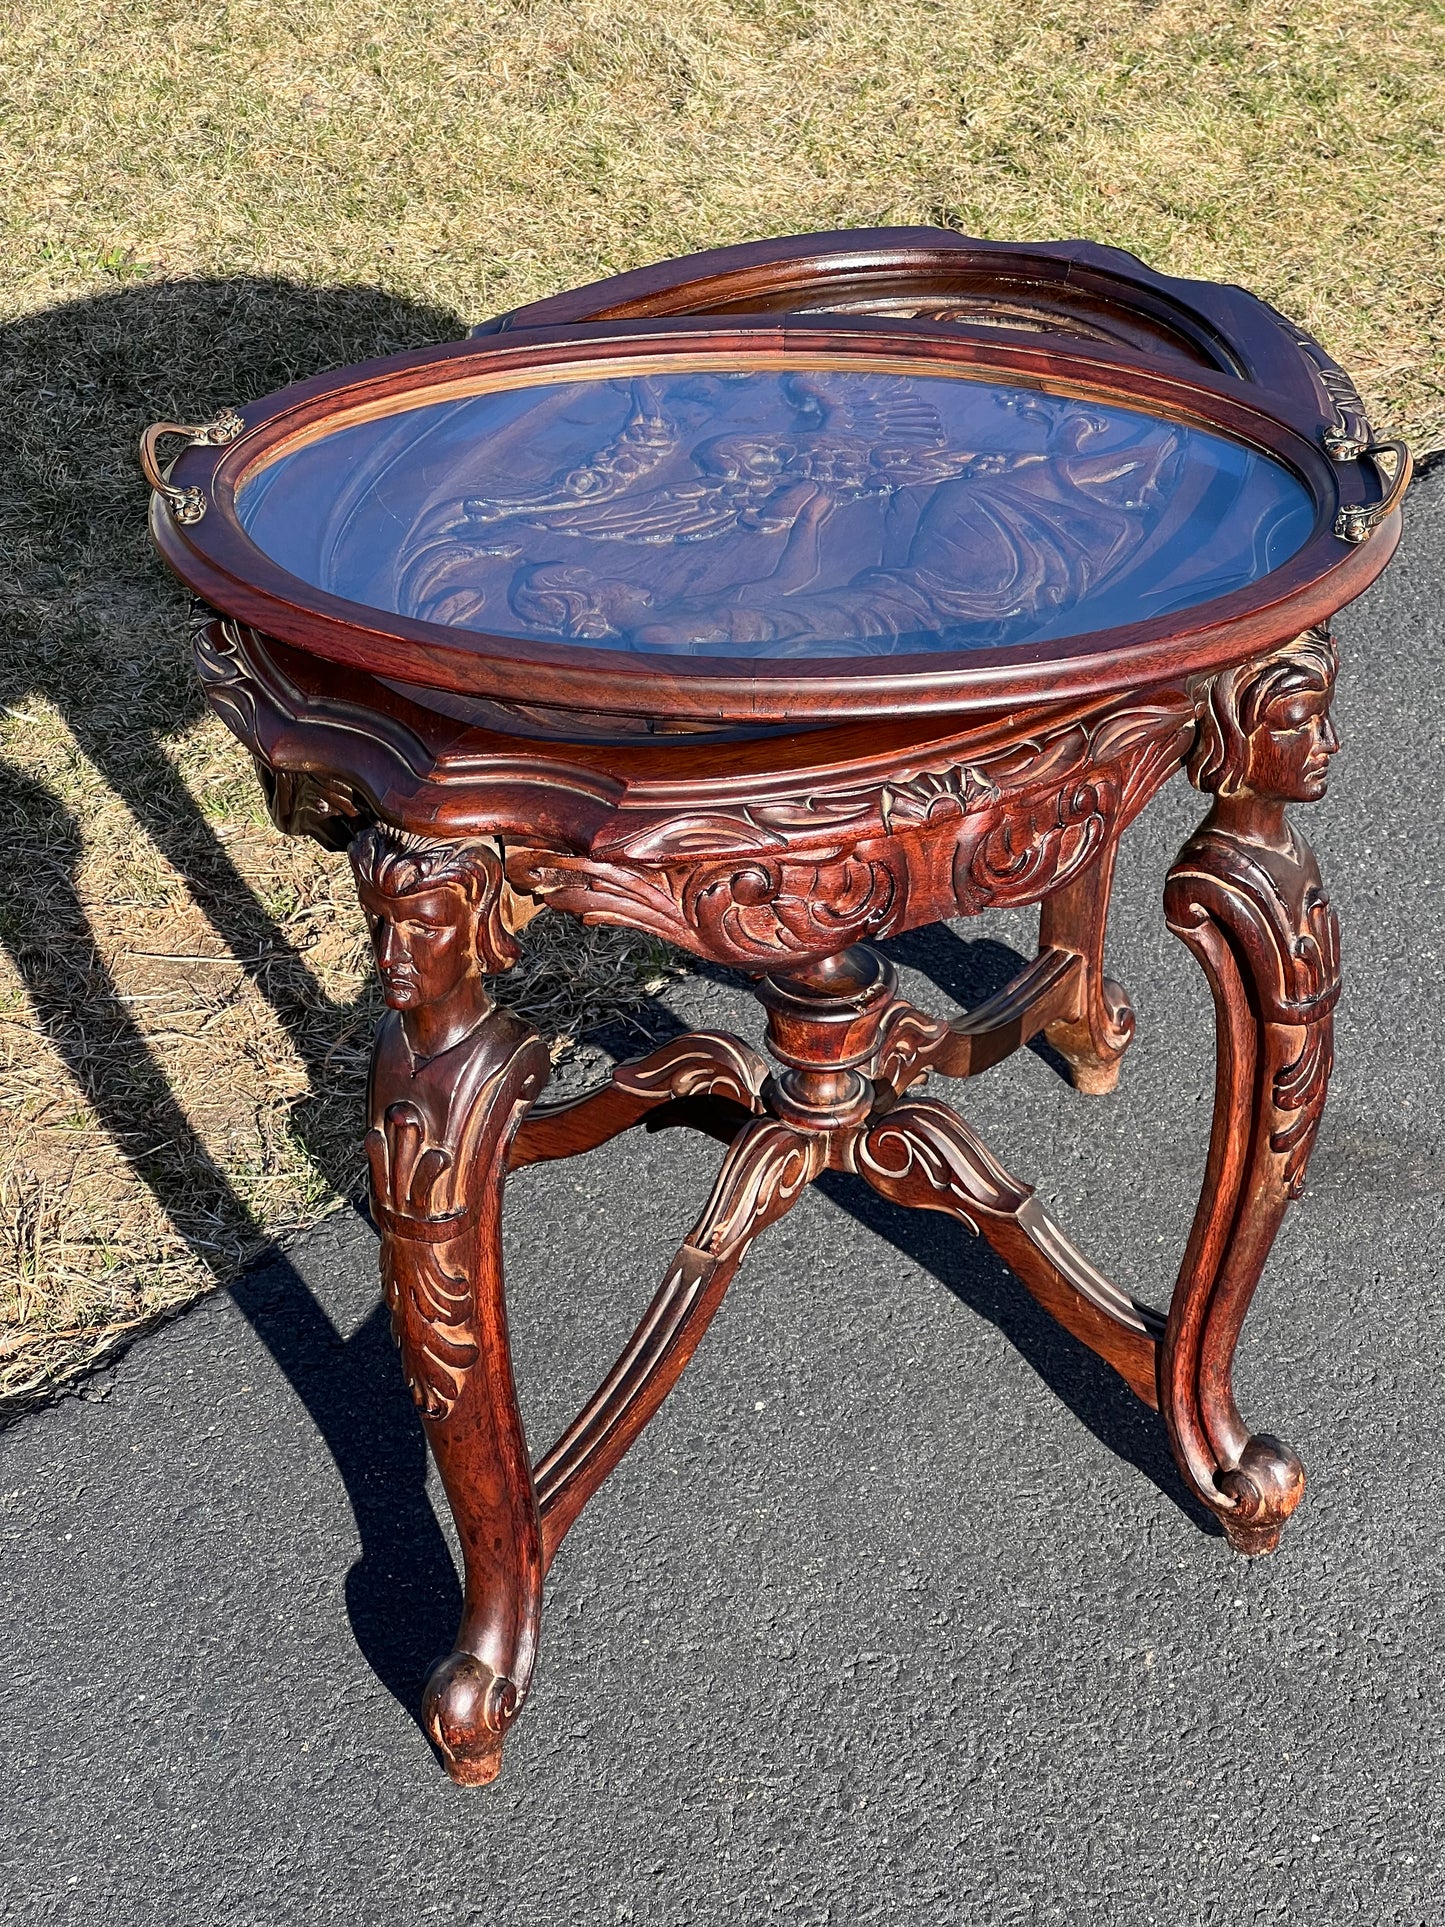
[[148, 315, 1400, 723]]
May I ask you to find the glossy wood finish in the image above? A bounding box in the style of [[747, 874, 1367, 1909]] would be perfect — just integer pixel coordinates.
[[191, 609, 1349, 1778], [152, 234, 1406, 1786], [1161, 629, 1341, 1554], [151, 314, 1401, 724], [232, 363, 1315, 661], [476, 228, 1338, 409], [352, 828, 548, 1784]]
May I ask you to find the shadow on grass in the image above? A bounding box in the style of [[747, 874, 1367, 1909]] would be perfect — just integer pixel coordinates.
[[0, 274, 473, 1725], [1, 275, 470, 1185], [0, 275, 1218, 1737]]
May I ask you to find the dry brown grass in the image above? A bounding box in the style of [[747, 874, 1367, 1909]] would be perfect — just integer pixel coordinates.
[[1, 0, 1442, 1409]]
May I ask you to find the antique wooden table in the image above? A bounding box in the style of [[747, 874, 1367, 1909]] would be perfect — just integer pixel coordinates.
[[144, 230, 1409, 1784]]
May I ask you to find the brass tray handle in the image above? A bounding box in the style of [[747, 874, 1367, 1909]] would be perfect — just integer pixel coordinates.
[[1334, 439, 1412, 544], [140, 409, 246, 524]]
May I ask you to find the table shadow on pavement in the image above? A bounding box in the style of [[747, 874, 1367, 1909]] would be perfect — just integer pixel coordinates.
[[227, 1248, 462, 1731]]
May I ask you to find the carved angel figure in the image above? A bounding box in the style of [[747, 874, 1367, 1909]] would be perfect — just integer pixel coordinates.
[[237, 358, 1318, 665], [353, 372, 1199, 657]]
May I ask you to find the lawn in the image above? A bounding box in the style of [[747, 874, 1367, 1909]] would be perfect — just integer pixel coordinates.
[[2, 0, 1442, 1408]]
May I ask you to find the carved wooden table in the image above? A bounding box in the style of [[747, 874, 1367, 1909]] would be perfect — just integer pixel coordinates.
[[144, 231, 1409, 1785]]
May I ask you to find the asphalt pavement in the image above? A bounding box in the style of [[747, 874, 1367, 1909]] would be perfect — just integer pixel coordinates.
[[3, 472, 1443, 1926]]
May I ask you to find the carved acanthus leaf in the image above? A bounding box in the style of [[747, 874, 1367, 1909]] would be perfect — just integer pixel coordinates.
[[512, 842, 906, 966], [857, 1100, 1033, 1226], [510, 693, 1194, 963], [963, 779, 1111, 907], [1165, 826, 1339, 1199], [190, 606, 262, 749], [365, 1099, 481, 1421], [612, 1031, 771, 1107], [881, 762, 995, 830], [873, 1003, 952, 1098]]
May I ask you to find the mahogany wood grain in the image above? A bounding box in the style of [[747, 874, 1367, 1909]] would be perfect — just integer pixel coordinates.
[[477, 229, 1372, 454], [1159, 628, 1340, 1552], [352, 828, 549, 1785]]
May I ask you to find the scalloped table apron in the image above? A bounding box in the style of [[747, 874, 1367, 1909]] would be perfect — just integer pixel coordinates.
[[144, 229, 1409, 1786]]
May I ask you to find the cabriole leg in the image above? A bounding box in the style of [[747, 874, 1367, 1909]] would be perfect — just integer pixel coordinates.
[[353, 826, 550, 1783], [1160, 629, 1340, 1554]]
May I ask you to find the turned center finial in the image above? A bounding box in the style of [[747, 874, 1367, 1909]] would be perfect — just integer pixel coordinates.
[[757, 943, 898, 1131]]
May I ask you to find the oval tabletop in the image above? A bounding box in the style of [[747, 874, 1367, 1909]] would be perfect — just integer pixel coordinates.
[[150, 317, 1402, 721], [237, 366, 1314, 661]]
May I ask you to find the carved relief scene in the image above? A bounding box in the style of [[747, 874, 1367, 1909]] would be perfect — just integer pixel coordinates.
[[237, 364, 1315, 660]]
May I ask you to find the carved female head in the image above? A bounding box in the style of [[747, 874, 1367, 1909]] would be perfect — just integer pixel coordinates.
[[350, 829, 513, 1011], [1189, 628, 1339, 803]]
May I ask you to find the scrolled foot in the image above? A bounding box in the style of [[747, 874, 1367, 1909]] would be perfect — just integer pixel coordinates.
[[1218, 1434, 1306, 1556], [1038, 841, 1139, 1096], [1045, 975, 1136, 1095], [422, 1651, 518, 1786]]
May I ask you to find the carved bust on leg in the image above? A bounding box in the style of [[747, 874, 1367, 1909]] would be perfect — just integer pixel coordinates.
[[1161, 628, 1341, 1552], [351, 827, 550, 1782]]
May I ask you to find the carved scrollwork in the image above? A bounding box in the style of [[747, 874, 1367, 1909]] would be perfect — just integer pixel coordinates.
[[688, 1118, 827, 1262], [512, 691, 1193, 966], [612, 1030, 771, 1109], [513, 840, 907, 966], [1265, 309, 1373, 459], [954, 694, 1193, 914], [699, 849, 901, 957], [855, 1099, 1032, 1231], [881, 761, 995, 830], [1167, 828, 1339, 1196], [365, 1032, 548, 1424], [192, 591, 1194, 971], [366, 1100, 482, 1421], [872, 1001, 952, 1101], [964, 777, 1110, 906], [190, 604, 262, 748]]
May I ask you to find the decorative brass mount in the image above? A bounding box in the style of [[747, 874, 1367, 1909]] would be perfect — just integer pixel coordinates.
[[1334, 439, 1412, 543], [139, 409, 245, 524]]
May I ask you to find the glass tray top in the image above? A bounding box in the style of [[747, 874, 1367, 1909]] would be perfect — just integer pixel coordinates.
[[236, 365, 1315, 661]]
